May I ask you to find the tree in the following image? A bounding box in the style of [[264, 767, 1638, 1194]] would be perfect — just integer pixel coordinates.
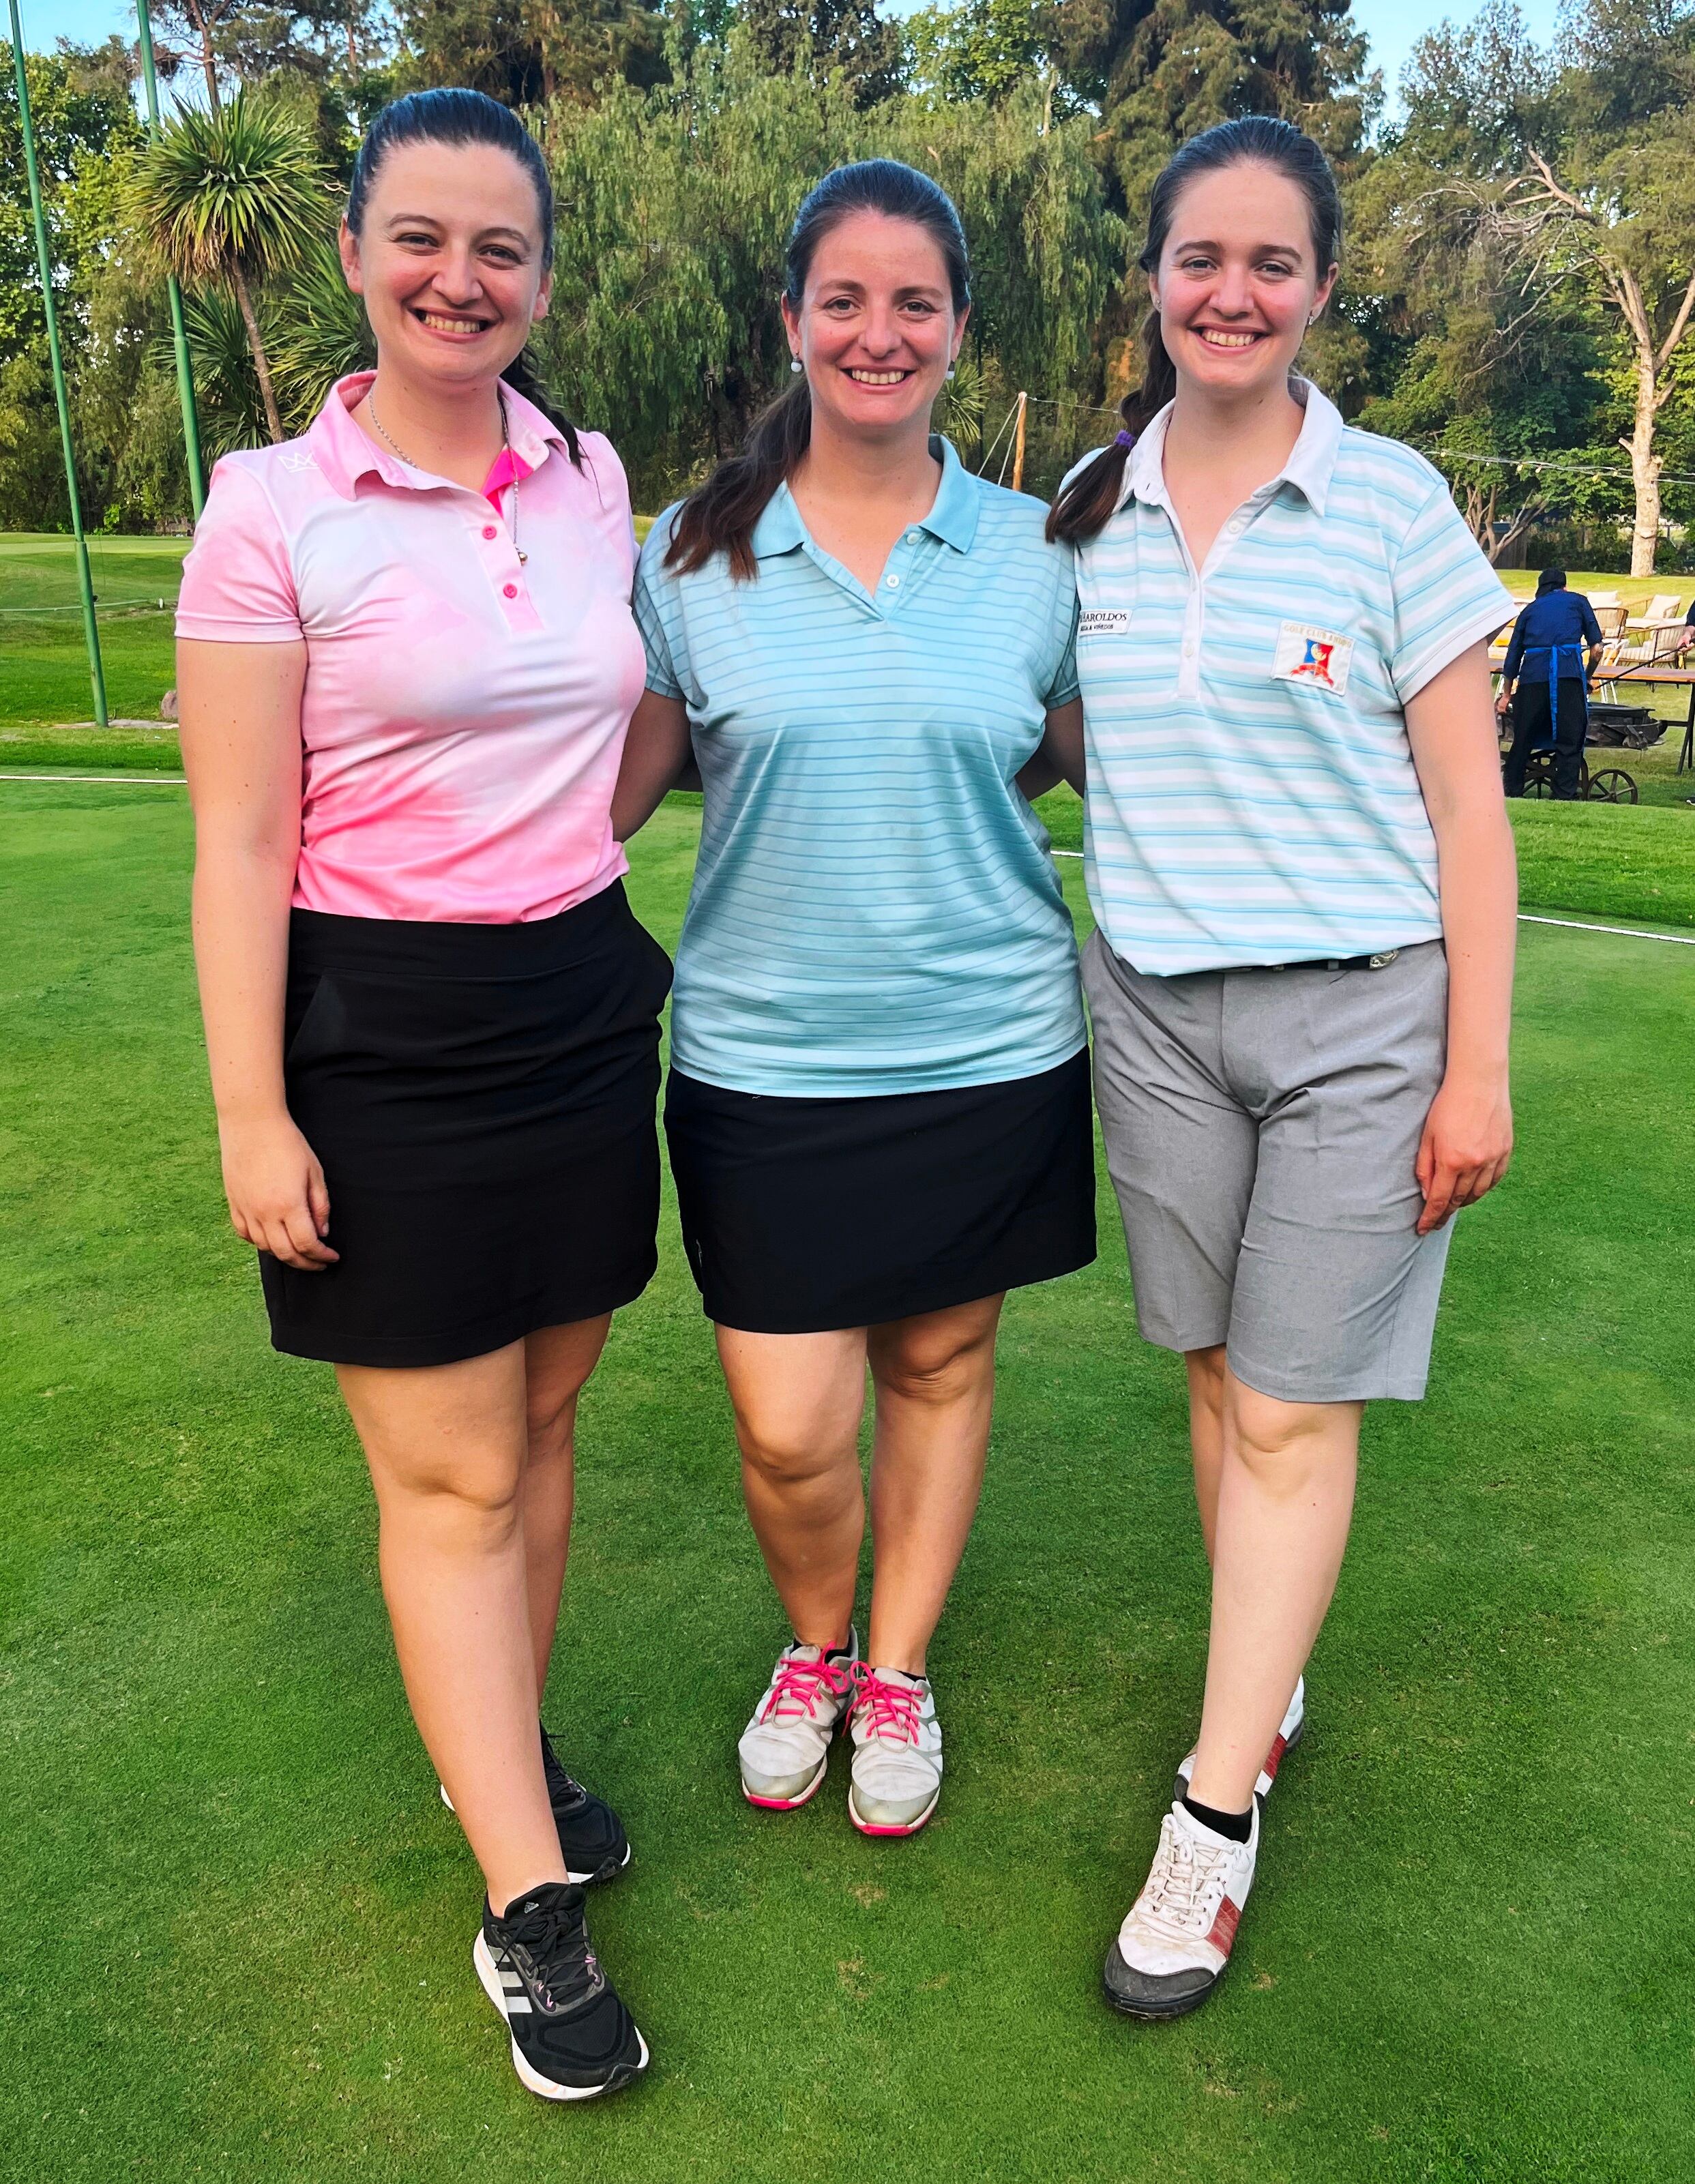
[[905, 0, 1075, 123], [739, 0, 903, 107], [1496, 0, 1695, 572], [126, 88, 330, 443], [1047, 0, 1372, 211], [397, 0, 669, 104]]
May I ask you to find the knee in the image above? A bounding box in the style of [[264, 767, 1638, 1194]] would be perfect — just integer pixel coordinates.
[[525, 1381, 581, 1464], [874, 1325, 994, 1408], [1224, 1385, 1347, 1495], [736, 1405, 853, 1492], [379, 1445, 525, 1541]]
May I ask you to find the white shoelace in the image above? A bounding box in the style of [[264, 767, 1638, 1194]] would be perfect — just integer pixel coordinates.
[[1140, 1823, 1230, 1937]]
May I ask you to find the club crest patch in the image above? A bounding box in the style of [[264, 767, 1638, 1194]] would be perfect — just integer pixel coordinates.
[[1078, 608, 1132, 639], [1272, 620, 1354, 695]]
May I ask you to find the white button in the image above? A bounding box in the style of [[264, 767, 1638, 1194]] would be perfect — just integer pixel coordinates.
[[1182, 641, 1196, 656], [1226, 519, 1243, 535], [906, 531, 920, 544], [886, 573, 900, 588]]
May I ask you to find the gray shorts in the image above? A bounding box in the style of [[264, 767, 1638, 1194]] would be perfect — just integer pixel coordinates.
[[1082, 931, 1453, 1404]]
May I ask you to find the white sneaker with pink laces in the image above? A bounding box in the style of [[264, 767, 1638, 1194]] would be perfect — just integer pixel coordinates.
[[737, 1631, 858, 1810], [846, 1666, 943, 1836]]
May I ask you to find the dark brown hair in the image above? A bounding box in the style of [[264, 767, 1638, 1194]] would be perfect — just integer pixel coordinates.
[[1047, 117, 1342, 546], [347, 88, 581, 467], [666, 160, 971, 580]]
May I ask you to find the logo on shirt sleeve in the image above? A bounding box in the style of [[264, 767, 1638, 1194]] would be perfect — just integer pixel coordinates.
[[1078, 608, 1132, 638], [1272, 620, 1354, 695]]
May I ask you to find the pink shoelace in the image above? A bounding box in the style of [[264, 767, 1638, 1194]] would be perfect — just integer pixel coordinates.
[[758, 1649, 854, 1724], [846, 1664, 922, 1745]]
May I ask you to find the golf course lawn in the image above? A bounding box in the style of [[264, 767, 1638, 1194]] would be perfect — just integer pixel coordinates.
[[1, 783, 1690, 2181]]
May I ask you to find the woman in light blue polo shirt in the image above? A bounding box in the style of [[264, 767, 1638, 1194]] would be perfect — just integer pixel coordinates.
[[615, 160, 1093, 1840], [1047, 119, 1518, 2018]]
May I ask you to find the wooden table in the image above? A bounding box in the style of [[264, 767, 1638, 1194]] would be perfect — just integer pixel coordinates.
[[1604, 664, 1695, 771]]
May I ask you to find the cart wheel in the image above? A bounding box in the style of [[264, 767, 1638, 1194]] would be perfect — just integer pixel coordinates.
[[1527, 773, 1552, 797], [1586, 768, 1638, 804]]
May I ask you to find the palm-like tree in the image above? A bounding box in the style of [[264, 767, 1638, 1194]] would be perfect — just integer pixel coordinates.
[[128, 91, 329, 445]]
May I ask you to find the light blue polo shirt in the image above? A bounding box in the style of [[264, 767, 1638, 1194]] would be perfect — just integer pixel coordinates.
[[1073, 383, 1514, 974], [634, 437, 1085, 1097]]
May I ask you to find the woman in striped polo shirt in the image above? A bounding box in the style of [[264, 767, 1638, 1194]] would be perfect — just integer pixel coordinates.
[[615, 161, 1094, 1839], [1047, 118, 1518, 2018]]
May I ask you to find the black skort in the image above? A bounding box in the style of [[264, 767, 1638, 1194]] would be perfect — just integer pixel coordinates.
[[262, 879, 673, 1368], [664, 1049, 1096, 1335]]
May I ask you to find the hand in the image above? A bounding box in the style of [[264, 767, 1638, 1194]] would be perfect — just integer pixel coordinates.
[[1415, 1072, 1513, 1235], [219, 1110, 338, 1270], [1494, 689, 1512, 716]]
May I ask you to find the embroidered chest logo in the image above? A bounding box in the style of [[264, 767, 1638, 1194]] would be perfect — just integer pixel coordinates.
[[1078, 608, 1131, 638], [1272, 620, 1354, 695]]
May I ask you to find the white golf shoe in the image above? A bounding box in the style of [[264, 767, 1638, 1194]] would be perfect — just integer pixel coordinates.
[[1173, 1677, 1306, 1805], [737, 1631, 858, 1810], [846, 1666, 943, 1836], [1103, 1799, 1258, 2021]]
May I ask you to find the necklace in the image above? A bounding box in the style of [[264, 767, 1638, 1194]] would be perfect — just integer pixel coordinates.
[[364, 387, 527, 563]]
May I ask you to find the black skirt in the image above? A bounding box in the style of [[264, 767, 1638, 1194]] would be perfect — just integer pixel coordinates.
[[664, 1050, 1096, 1334], [263, 880, 672, 1368]]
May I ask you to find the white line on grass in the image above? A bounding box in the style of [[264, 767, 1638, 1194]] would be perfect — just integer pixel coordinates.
[[0, 771, 186, 785], [1049, 849, 1695, 947]]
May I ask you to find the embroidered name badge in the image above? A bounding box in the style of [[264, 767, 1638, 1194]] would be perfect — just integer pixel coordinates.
[[1273, 620, 1354, 695], [1078, 608, 1132, 639]]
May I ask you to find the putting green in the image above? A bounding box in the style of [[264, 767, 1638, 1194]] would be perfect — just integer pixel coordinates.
[[1, 787, 1690, 2181]]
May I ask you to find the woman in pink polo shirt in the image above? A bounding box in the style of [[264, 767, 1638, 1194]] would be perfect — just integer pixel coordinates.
[[175, 90, 661, 2101]]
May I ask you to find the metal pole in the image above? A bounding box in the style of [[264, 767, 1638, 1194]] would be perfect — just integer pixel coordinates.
[[8, 1, 107, 726], [1012, 389, 1028, 495], [134, 0, 205, 516]]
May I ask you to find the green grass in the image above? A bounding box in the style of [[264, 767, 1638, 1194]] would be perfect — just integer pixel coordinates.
[[1, 784, 1692, 2181]]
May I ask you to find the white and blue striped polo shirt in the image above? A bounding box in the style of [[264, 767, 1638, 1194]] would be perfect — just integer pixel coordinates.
[[634, 438, 1085, 1097], [1073, 382, 1514, 974]]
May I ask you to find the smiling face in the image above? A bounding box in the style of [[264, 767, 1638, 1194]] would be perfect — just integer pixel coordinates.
[[1149, 162, 1336, 404], [782, 209, 966, 445], [339, 140, 551, 391]]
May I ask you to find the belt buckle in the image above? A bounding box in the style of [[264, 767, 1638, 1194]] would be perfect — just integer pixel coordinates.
[[1368, 949, 1400, 970]]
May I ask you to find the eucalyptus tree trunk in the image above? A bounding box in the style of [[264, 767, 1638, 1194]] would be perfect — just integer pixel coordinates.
[[232, 263, 284, 443], [1624, 347, 1662, 578]]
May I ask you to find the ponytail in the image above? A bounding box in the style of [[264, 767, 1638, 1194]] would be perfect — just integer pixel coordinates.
[[1046, 308, 1173, 546], [666, 159, 971, 580], [503, 344, 583, 471], [666, 377, 813, 580], [1048, 116, 1342, 547]]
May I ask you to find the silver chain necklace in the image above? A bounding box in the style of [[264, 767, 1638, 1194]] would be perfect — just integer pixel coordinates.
[[365, 386, 527, 563]]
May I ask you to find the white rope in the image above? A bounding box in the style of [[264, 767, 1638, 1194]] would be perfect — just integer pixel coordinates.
[[0, 771, 186, 785]]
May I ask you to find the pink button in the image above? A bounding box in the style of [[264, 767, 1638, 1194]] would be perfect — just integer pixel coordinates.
[[482, 525, 497, 540], [502, 582, 518, 599]]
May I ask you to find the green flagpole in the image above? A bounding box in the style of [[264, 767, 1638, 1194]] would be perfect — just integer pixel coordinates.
[[134, 0, 205, 516], [8, 0, 108, 727]]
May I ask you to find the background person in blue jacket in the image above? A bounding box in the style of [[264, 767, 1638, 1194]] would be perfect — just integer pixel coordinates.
[[1496, 568, 1603, 799]]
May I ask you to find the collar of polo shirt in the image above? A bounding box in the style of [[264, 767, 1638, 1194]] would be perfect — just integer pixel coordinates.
[[752, 434, 982, 561], [1117, 377, 1346, 522], [309, 370, 571, 501]]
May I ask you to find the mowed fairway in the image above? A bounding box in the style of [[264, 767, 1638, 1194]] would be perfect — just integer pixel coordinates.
[[1, 784, 1692, 2183]]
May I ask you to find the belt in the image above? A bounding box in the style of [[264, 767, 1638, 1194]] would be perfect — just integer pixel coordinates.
[[1264, 949, 1400, 973]]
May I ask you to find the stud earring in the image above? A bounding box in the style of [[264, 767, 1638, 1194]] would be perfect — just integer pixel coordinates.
[[945, 366, 956, 381], [790, 357, 802, 374]]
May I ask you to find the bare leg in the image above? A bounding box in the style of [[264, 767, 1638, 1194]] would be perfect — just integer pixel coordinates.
[[1184, 1343, 1228, 1566], [1186, 1370, 1361, 1814], [338, 1344, 563, 1912], [716, 1325, 868, 1650], [864, 1295, 1004, 1675], [518, 1314, 613, 1696]]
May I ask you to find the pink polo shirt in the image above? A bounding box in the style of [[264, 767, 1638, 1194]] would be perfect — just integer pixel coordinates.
[[176, 372, 645, 924]]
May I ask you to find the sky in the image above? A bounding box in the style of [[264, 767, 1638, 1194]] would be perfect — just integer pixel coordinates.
[[22, 0, 1569, 106]]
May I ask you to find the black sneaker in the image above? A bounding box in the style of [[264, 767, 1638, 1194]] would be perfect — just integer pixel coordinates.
[[542, 1726, 631, 1885], [439, 1724, 632, 1886], [474, 1881, 649, 2101]]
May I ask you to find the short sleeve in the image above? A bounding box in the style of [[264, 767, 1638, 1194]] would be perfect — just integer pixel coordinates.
[[1387, 480, 1516, 701], [1044, 586, 1080, 709], [175, 458, 301, 643], [632, 506, 688, 702]]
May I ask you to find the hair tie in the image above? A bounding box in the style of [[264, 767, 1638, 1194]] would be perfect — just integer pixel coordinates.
[[1114, 428, 1136, 449]]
